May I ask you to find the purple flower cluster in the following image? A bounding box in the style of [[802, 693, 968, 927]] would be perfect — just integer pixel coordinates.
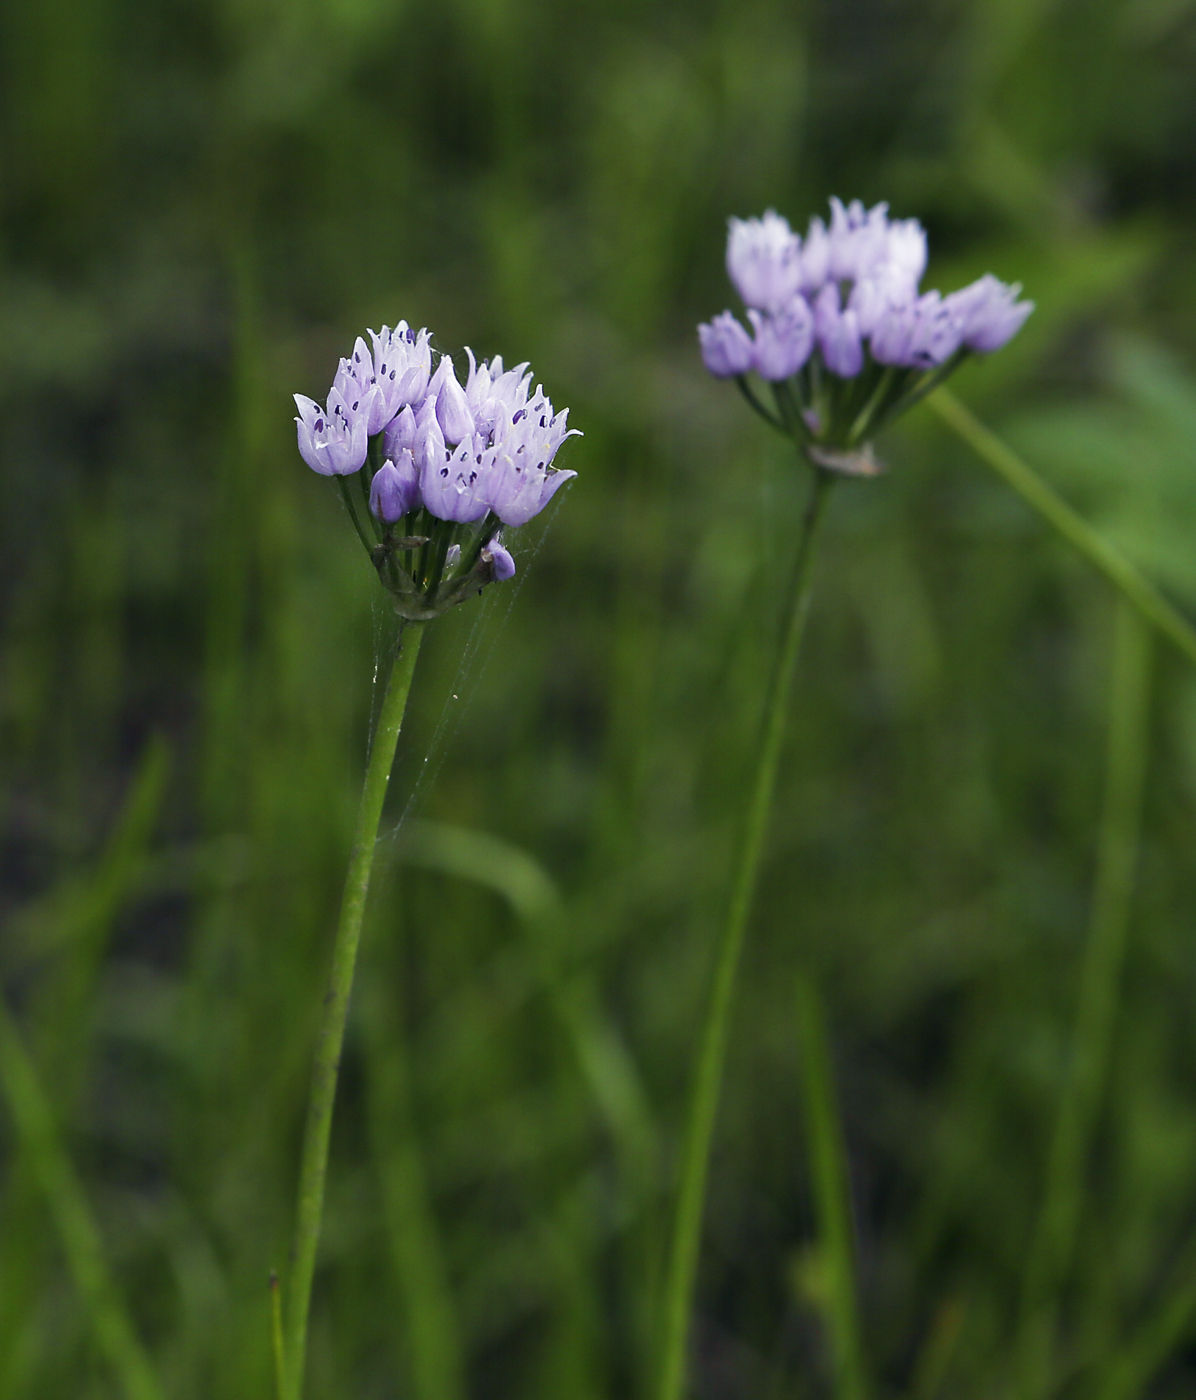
[[295, 328, 578, 526], [294, 323, 579, 613], [700, 200, 1032, 385], [698, 201, 1032, 463]]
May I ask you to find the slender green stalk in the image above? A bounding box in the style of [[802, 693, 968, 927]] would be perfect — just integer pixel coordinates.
[[0, 999, 163, 1400], [282, 621, 426, 1400], [656, 470, 835, 1400], [1016, 598, 1152, 1400], [736, 375, 787, 434], [927, 389, 1196, 668], [338, 475, 376, 555], [795, 971, 868, 1400]]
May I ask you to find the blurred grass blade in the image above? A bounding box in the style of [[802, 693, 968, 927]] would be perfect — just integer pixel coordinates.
[[1017, 599, 1152, 1398], [927, 388, 1196, 667], [395, 820, 658, 1182], [270, 1272, 286, 1400], [361, 984, 465, 1400], [1096, 1246, 1196, 1400], [6, 735, 170, 973], [395, 820, 561, 926], [33, 735, 169, 1080], [908, 1297, 967, 1400], [795, 971, 869, 1400], [383, 820, 658, 1396], [0, 999, 163, 1400]]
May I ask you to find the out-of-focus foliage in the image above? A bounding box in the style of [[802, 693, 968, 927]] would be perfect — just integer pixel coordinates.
[[2, 0, 1196, 1396]]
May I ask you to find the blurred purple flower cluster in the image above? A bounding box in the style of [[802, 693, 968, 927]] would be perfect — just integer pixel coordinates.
[[294, 323, 579, 611], [700, 201, 1032, 383], [699, 201, 1033, 462]]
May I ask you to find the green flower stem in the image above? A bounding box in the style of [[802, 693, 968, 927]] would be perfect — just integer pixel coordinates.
[[795, 971, 868, 1400], [283, 621, 426, 1400], [927, 388, 1196, 667], [0, 999, 163, 1400], [338, 475, 376, 555], [1016, 598, 1152, 1400], [735, 375, 787, 434], [657, 469, 835, 1400]]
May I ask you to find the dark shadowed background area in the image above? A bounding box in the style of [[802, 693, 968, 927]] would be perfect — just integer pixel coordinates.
[[4, 0, 1196, 1396]]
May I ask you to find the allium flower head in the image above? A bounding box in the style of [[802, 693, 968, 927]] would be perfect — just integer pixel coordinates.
[[726, 210, 804, 313], [295, 322, 579, 618], [701, 197, 1033, 469]]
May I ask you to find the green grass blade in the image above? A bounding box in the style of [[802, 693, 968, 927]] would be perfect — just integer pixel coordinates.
[[795, 970, 869, 1400], [361, 981, 466, 1400], [927, 388, 1196, 668], [1017, 599, 1152, 1398], [0, 998, 163, 1400]]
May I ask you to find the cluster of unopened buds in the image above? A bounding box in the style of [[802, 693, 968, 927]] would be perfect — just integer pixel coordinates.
[[295, 325, 579, 618], [699, 199, 1033, 473]]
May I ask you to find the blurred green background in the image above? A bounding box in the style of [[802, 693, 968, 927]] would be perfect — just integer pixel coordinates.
[[4, 0, 1196, 1396]]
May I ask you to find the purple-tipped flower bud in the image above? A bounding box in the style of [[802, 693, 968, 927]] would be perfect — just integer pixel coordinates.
[[849, 263, 916, 337], [484, 538, 516, 582], [430, 356, 475, 445], [881, 218, 927, 291], [369, 451, 421, 522], [946, 274, 1034, 353], [869, 302, 916, 366], [464, 348, 533, 437], [484, 384, 580, 525], [813, 284, 864, 378], [726, 210, 803, 313], [906, 291, 965, 367], [412, 393, 446, 474], [748, 299, 814, 380], [698, 312, 755, 377], [827, 198, 890, 282], [382, 404, 418, 460], [824, 310, 863, 378], [294, 387, 370, 476], [421, 437, 491, 523], [486, 452, 577, 528], [799, 216, 830, 294], [331, 339, 387, 432], [365, 323, 433, 430]]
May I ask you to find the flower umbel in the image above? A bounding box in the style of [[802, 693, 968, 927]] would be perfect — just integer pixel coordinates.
[[295, 326, 579, 618], [699, 198, 1033, 472]]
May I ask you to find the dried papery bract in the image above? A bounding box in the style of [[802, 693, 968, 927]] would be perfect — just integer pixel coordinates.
[[282, 325, 578, 1400], [656, 201, 1033, 1400]]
